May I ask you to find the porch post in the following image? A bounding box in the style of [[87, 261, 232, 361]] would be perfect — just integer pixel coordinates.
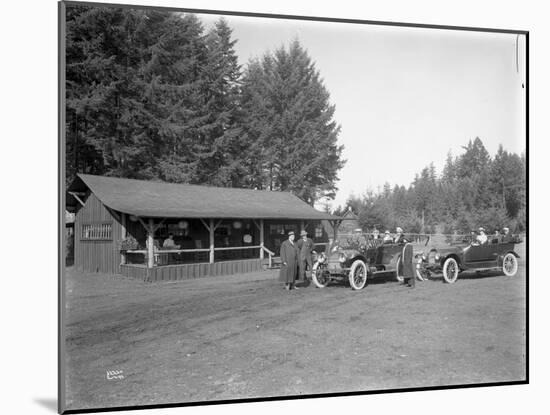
[[259, 219, 265, 259], [300, 220, 305, 232], [147, 218, 155, 268], [121, 212, 127, 265], [331, 220, 341, 241], [209, 218, 215, 264]]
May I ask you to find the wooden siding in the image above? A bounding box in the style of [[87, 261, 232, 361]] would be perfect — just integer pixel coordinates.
[[74, 192, 122, 274], [120, 258, 263, 282]]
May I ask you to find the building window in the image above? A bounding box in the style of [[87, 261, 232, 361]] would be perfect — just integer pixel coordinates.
[[315, 226, 323, 238], [81, 223, 112, 240]]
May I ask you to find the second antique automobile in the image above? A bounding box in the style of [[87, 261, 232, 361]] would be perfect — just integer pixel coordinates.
[[312, 236, 412, 290], [414, 235, 522, 283]]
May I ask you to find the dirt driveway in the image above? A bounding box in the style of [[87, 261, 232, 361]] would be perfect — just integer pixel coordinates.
[[63, 254, 526, 411]]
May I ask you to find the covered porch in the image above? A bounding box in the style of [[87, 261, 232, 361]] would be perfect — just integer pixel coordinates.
[[68, 174, 341, 281], [120, 215, 336, 282]]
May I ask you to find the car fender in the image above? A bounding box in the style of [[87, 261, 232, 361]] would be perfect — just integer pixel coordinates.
[[496, 250, 520, 267], [350, 255, 368, 264]]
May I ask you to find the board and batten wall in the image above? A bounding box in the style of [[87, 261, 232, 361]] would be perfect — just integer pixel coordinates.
[[74, 192, 123, 274]]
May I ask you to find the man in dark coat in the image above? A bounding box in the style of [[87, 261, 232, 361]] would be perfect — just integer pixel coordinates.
[[297, 230, 315, 283], [401, 242, 415, 287], [279, 231, 299, 290]]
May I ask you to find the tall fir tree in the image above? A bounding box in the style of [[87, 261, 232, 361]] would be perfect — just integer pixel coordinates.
[[336, 138, 525, 234], [65, 7, 210, 184], [192, 18, 244, 186], [240, 40, 345, 204]]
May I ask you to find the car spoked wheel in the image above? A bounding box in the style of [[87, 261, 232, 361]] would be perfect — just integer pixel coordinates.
[[312, 262, 331, 288], [442, 257, 459, 284], [395, 257, 404, 283], [415, 257, 429, 281], [502, 253, 518, 277], [349, 260, 367, 290]]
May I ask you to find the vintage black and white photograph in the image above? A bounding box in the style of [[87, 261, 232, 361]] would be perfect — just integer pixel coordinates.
[[59, 1, 528, 412]]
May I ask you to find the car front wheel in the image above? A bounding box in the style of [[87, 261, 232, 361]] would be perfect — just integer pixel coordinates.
[[442, 257, 459, 284], [349, 260, 368, 290], [312, 261, 331, 288], [415, 257, 429, 281], [502, 253, 518, 277]]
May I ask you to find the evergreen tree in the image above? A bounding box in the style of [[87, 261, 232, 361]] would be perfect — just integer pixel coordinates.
[[192, 18, 244, 186], [343, 138, 525, 235], [442, 150, 456, 183], [489, 145, 526, 218], [65, 7, 210, 184], [239, 58, 276, 189], [456, 137, 493, 209], [240, 40, 345, 204], [139, 12, 209, 182], [65, 5, 146, 184]]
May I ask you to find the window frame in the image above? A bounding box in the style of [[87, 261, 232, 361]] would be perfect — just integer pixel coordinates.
[[81, 221, 114, 241]]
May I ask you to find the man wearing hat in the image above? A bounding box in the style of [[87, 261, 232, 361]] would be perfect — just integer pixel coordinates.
[[476, 227, 488, 245], [393, 227, 408, 244], [297, 229, 315, 284], [501, 227, 512, 243], [279, 231, 299, 290], [382, 230, 393, 243]]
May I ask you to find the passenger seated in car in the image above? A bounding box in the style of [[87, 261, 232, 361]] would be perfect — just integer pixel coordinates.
[[346, 228, 367, 250], [501, 227, 512, 243], [475, 227, 488, 245], [491, 230, 501, 244], [393, 227, 408, 244], [382, 230, 393, 244]]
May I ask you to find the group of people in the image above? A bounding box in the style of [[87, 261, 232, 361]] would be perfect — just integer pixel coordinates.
[[278, 230, 316, 290], [347, 227, 408, 247], [278, 226, 411, 290], [471, 226, 512, 245]]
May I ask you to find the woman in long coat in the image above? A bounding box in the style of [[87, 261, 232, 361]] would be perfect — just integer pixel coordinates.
[[279, 231, 299, 290]]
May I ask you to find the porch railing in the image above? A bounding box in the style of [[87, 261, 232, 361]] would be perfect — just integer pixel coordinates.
[[124, 244, 274, 267]]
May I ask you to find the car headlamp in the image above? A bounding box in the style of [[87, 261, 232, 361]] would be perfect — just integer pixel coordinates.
[[434, 253, 440, 261], [339, 253, 347, 263], [318, 253, 326, 263], [421, 254, 427, 261]]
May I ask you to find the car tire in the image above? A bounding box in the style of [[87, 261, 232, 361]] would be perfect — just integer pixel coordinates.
[[442, 257, 459, 284], [349, 260, 368, 290], [415, 257, 428, 281], [312, 261, 330, 288], [502, 253, 518, 277]]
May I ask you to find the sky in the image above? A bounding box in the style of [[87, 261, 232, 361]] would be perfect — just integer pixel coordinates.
[[198, 13, 527, 209]]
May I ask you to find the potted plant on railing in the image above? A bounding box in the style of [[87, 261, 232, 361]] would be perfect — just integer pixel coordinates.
[[118, 235, 139, 252]]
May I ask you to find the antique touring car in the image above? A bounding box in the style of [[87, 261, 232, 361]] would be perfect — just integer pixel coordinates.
[[311, 238, 414, 290], [414, 235, 522, 283]]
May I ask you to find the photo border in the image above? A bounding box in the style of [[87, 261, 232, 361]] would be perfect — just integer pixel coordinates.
[[58, 1, 529, 413]]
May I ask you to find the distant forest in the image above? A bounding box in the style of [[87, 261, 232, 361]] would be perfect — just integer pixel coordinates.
[[65, 6, 343, 205], [336, 137, 526, 233], [65, 5, 526, 232]]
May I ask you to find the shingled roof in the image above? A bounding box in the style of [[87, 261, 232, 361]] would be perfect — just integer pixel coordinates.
[[68, 174, 340, 220]]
